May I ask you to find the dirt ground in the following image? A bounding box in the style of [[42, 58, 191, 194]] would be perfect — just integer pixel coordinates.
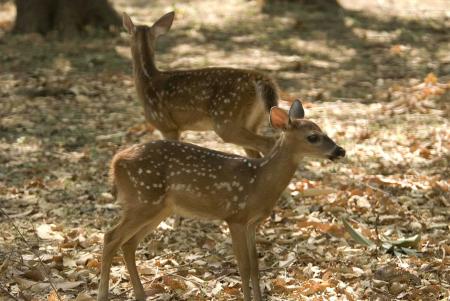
[[0, 0, 449, 300]]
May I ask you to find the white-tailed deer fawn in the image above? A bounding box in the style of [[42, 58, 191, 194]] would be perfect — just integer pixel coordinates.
[[97, 100, 345, 301], [122, 11, 279, 158]]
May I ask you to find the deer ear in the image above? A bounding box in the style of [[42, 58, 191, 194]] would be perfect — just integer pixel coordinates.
[[153, 11, 175, 37], [269, 107, 289, 130], [122, 12, 135, 34], [288, 99, 305, 121]]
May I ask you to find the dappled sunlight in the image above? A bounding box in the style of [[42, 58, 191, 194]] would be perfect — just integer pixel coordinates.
[[351, 27, 401, 43], [83, 0, 450, 101], [0, 0, 449, 300], [0, 136, 42, 155], [340, 0, 450, 19]]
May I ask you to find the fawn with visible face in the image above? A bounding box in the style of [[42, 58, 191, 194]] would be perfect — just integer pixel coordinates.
[[97, 100, 345, 301], [123, 11, 280, 158]]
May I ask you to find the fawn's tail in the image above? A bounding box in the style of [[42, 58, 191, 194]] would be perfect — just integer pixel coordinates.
[[255, 78, 279, 112]]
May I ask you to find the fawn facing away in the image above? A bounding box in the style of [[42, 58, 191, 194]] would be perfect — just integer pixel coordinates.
[[97, 100, 345, 301], [123, 11, 280, 158]]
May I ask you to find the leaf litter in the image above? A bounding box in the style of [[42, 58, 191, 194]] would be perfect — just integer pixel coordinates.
[[0, 0, 449, 300]]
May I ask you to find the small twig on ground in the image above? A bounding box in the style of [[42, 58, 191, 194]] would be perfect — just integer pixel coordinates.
[[165, 272, 205, 288], [0, 251, 12, 274], [0, 208, 63, 301], [0, 282, 20, 301], [362, 182, 392, 197], [215, 270, 237, 282], [371, 198, 383, 252], [374, 211, 382, 252]]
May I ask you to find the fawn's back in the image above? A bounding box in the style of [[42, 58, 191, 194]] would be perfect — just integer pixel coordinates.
[[138, 67, 277, 131]]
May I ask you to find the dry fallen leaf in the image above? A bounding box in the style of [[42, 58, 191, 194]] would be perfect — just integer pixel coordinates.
[[1, 2, 449, 301], [14, 276, 50, 292], [297, 220, 346, 237], [0, 258, 10, 275], [299, 187, 336, 197], [74, 292, 95, 301], [22, 268, 45, 282], [146, 282, 166, 296], [63, 256, 77, 268], [86, 258, 100, 270], [424, 73, 438, 85], [54, 280, 84, 291], [47, 290, 61, 301], [162, 275, 187, 291], [36, 224, 64, 241], [299, 279, 332, 296]]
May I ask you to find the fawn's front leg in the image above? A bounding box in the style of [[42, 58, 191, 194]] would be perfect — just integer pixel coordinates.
[[246, 224, 262, 301], [228, 222, 252, 301]]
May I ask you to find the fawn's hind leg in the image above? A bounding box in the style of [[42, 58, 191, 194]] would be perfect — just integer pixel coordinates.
[[244, 148, 262, 158], [243, 110, 272, 158], [98, 216, 146, 301], [98, 205, 170, 301], [160, 130, 180, 141], [215, 126, 274, 156], [121, 207, 171, 301]]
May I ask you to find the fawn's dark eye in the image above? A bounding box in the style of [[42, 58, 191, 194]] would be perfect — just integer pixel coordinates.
[[307, 134, 320, 143]]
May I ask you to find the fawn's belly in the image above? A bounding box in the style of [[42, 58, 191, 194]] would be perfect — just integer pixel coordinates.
[[167, 192, 232, 220]]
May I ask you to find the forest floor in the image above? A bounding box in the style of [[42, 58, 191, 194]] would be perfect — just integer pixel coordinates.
[[0, 0, 449, 300]]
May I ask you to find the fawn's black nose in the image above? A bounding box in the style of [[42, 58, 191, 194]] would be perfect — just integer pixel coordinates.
[[329, 146, 346, 161]]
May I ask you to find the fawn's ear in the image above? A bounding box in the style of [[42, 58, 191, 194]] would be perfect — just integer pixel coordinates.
[[153, 11, 175, 37], [122, 12, 135, 34], [288, 99, 305, 121], [269, 107, 290, 130]]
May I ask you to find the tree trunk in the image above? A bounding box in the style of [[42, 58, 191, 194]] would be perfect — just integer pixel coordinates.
[[262, 0, 341, 10], [13, 0, 120, 37], [299, 0, 340, 6]]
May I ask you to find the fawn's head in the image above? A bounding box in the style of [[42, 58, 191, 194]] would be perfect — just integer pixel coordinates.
[[122, 12, 175, 54], [269, 100, 345, 161]]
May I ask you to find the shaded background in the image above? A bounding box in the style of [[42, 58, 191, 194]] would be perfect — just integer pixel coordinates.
[[0, 0, 449, 300]]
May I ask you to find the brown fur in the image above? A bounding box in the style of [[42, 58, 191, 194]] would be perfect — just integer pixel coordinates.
[[124, 12, 279, 157], [98, 101, 346, 301]]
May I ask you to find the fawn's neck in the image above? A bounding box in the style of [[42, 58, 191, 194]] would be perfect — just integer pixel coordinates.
[[132, 39, 159, 80], [255, 133, 302, 204]]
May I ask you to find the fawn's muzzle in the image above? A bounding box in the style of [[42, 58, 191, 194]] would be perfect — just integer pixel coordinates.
[[329, 146, 346, 161]]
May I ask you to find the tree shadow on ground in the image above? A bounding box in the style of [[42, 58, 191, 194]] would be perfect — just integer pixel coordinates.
[[157, 1, 448, 102], [0, 32, 128, 75], [0, 32, 134, 190]]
